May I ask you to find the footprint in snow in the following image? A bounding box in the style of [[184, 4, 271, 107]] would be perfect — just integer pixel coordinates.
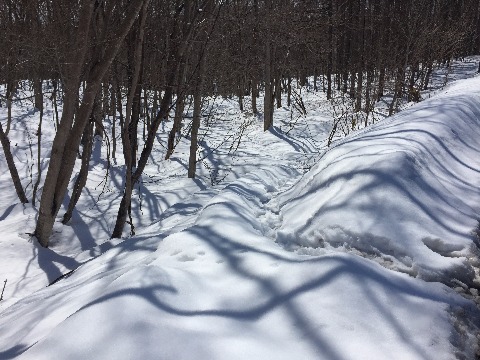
[[177, 254, 196, 262]]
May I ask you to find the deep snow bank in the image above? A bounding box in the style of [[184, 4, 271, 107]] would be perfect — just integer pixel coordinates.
[[276, 76, 480, 288]]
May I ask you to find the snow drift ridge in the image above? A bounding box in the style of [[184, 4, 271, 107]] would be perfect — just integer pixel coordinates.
[[276, 76, 480, 289]]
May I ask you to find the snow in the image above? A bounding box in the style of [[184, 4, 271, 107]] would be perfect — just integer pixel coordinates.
[[1, 58, 480, 359], [276, 77, 480, 287]]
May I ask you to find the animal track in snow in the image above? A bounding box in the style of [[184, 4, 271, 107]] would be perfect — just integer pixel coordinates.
[[422, 237, 464, 258], [177, 254, 195, 262]]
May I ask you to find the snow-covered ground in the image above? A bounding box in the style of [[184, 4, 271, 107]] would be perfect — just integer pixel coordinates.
[[1, 58, 480, 359]]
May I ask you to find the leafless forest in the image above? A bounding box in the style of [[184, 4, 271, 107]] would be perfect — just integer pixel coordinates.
[[1, 0, 479, 247]]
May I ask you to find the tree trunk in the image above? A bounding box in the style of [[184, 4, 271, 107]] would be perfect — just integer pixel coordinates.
[[263, 0, 274, 131], [349, 70, 356, 99], [263, 50, 273, 129], [238, 76, 244, 112], [93, 96, 103, 138], [111, 79, 118, 162], [151, 89, 158, 124], [251, 78, 258, 113], [326, 0, 333, 100], [275, 75, 282, 109], [51, 80, 60, 129], [377, 67, 385, 98], [365, 68, 373, 126], [287, 76, 292, 107], [327, 68, 332, 100], [423, 63, 433, 90], [62, 121, 94, 224], [188, 5, 210, 178], [34, 78, 43, 112], [102, 82, 110, 117], [188, 63, 204, 179], [408, 63, 418, 102], [128, 42, 143, 168], [166, 93, 185, 160], [389, 66, 404, 116], [32, 105, 44, 206], [111, 1, 149, 239], [0, 122, 28, 204], [5, 81, 14, 135], [264, 64, 273, 130], [355, 70, 363, 112], [165, 27, 189, 160]]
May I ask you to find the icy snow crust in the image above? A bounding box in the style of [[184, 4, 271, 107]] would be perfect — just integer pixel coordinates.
[[1, 60, 480, 359]]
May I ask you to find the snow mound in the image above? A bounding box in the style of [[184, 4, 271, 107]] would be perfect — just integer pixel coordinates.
[[276, 76, 480, 288], [2, 165, 478, 360]]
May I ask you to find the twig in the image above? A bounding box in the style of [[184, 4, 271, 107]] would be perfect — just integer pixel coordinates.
[[0, 279, 7, 301]]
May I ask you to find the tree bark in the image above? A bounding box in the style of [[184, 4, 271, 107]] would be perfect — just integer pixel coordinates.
[[238, 76, 244, 112], [166, 93, 185, 160], [5, 81, 15, 135], [32, 105, 43, 206], [34, 79, 43, 112], [62, 121, 94, 224], [389, 66, 404, 116], [51, 80, 60, 129], [165, 1, 193, 160], [326, 0, 333, 100], [0, 122, 28, 204], [377, 67, 385, 98], [188, 56, 205, 179], [263, 0, 274, 131], [112, 1, 149, 239], [251, 78, 258, 113], [275, 75, 282, 109]]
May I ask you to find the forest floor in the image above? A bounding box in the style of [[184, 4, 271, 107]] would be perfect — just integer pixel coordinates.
[[1, 57, 480, 359]]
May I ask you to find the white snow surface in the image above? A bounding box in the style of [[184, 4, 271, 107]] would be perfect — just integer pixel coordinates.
[[1, 59, 480, 359], [276, 77, 480, 287]]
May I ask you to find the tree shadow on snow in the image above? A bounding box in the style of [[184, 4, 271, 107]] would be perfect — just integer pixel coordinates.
[[0, 344, 34, 359], [71, 207, 465, 360]]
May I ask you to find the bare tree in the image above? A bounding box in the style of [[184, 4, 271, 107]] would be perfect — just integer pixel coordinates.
[[111, 0, 150, 238], [34, 0, 149, 247], [111, 0, 201, 238]]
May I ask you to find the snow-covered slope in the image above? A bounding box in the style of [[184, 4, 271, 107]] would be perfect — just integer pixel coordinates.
[[276, 77, 480, 289], [1, 165, 478, 360], [1, 60, 480, 359]]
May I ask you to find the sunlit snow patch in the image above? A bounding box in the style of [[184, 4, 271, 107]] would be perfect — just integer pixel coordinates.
[[276, 76, 480, 290]]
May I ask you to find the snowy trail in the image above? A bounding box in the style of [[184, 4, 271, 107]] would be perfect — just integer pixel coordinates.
[[2, 164, 476, 360]]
